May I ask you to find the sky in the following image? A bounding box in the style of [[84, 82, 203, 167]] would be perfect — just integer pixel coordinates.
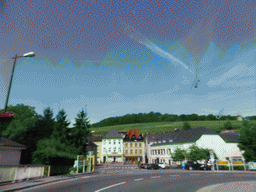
[[0, 0, 256, 126]]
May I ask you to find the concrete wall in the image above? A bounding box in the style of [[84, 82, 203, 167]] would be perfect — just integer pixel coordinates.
[[0, 147, 22, 166]]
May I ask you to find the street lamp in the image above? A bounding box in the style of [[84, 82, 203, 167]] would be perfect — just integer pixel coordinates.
[[4, 52, 35, 112]]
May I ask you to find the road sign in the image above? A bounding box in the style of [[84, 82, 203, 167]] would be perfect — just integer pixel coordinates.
[[218, 161, 229, 165], [248, 162, 256, 170], [209, 150, 214, 155], [232, 161, 243, 164]]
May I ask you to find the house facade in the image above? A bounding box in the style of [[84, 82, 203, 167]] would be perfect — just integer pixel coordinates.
[[88, 135, 104, 164], [0, 136, 27, 166], [123, 129, 145, 164], [147, 127, 243, 165], [101, 129, 123, 163]]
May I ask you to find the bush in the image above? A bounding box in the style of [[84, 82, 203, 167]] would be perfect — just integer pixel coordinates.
[[69, 166, 88, 174], [224, 120, 233, 130], [182, 121, 191, 129]]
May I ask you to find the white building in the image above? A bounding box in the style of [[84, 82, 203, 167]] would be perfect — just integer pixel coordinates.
[[146, 127, 242, 165], [101, 129, 124, 163]]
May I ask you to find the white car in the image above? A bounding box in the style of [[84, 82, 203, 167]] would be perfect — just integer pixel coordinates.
[[158, 163, 168, 169]]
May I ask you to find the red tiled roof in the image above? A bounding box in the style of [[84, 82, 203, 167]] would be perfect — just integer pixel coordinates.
[[126, 129, 142, 140]]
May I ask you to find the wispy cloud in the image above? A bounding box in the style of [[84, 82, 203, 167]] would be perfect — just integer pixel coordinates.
[[207, 63, 255, 87]]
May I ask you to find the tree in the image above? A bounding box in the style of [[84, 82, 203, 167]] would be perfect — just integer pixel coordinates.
[[171, 148, 188, 161], [182, 121, 191, 129], [52, 109, 70, 143], [198, 115, 206, 121], [187, 145, 218, 161], [238, 121, 256, 161], [186, 113, 199, 121], [179, 114, 187, 121], [70, 109, 91, 155], [206, 114, 216, 121]]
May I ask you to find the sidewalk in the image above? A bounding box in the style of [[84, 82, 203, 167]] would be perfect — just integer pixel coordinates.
[[0, 171, 99, 192], [197, 181, 256, 192]]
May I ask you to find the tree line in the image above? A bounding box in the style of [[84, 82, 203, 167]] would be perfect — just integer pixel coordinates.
[[0, 104, 90, 169], [91, 111, 256, 128]]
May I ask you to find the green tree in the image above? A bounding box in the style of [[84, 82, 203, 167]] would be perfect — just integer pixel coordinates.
[[179, 114, 187, 121], [198, 115, 206, 121], [171, 148, 188, 161], [182, 121, 191, 129], [238, 121, 256, 161], [186, 113, 199, 121], [70, 109, 91, 155], [206, 114, 216, 121], [187, 145, 218, 161], [52, 109, 70, 143]]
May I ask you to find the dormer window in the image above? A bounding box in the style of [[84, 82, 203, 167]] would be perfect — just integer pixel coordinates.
[[163, 140, 166, 143], [158, 141, 161, 143], [169, 140, 173, 142]]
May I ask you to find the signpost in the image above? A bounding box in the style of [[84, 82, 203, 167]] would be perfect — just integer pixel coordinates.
[[209, 150, 215, 171], [217, 160, 230, 171], [231, 156, 246, 171], [77, 155, 84, 174], [88, 151, 94, 172]]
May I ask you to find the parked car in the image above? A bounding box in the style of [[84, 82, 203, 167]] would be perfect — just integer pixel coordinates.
[[139, 164, 147, 169], [185, 160, 205, 170], [158, 163, 168, 169], [147, 164, 160, 169]]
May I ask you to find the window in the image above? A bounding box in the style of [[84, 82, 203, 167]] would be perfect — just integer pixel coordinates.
[[160, 159, 162, 163], [163, 140, 166, 143], [109, 148, 111, 152], [126, 143, 128, 147], [158, 141, 161, 143], [169, 140, 173, 142], [163, 159, 165, 162], [167, 149, 171, 154], [125, 150, 128, 154], [114, 147, 116, 152], [163, 149, 165, 154], [118, 148, 121, 152], [158, 149, 160, 154], [109, 140, 111, 144], [135, 143, 137, 147], [155, 150, 157, 154], [135, 149, 138, 154], [139, 149, 142, 154], [130, 143, 133, 147], [119, 140, 121, 144], [104, 148, 106, 153], [130, 149, 133, 154], [114, 140, 116, 145], [103, 140, 106, 145], [139, 143, 142, 147]]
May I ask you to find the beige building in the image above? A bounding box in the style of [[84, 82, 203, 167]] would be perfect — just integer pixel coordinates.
[[123, 129, 145, 164], [88, 135, 104, 164]]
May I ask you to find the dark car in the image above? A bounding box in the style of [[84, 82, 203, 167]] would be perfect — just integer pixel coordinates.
[[139, 164, 147, 168], [185, 160, 204, 170], [147, 164, 160, 169]]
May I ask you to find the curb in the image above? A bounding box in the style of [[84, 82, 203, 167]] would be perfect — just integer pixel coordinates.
[[1, 171, 99, 192]]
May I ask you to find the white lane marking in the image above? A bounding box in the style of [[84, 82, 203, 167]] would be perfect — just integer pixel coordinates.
[[169, 175, 180, 176], [134, 178, 143, 181], [94, 181, 126, 192], [151, 176, 160, 178]]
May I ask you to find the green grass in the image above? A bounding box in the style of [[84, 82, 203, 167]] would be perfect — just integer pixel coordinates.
[[89, 120, 256, 136]]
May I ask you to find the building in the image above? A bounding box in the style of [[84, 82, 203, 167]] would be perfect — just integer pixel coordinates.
[[101, 129, 123, 163], [147, 127, 243, 165], [88, 135, 104, 164], [237, 114, 242, 121], [123, 129, 145, 164], [0, 135, 26, 166]]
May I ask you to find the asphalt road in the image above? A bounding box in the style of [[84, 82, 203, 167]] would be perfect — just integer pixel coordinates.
[[19, 166, 256, 192]]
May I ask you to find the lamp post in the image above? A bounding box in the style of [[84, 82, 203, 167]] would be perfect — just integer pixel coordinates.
[[4, 52, 35, 112], [0, 52, 35, 140]]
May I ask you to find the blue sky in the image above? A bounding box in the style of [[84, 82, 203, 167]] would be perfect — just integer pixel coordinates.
[[0, 0, 256, 126]]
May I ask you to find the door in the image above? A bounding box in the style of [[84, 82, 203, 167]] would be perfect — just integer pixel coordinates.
[[156, 158, 159, 164], [113, 156, 116, 162], [103, 156, 106, 163]]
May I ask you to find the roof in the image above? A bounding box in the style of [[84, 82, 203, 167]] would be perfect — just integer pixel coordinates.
[[103, 129, 123, 139], [0, 136, 27, 149], [237, 114, 241, 117], [88, 135, 104, 142], [150, 127, 216, 146], [219, 130, 240, 143], [87, 140, 97, 150], [126, 129, 142, 140]]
